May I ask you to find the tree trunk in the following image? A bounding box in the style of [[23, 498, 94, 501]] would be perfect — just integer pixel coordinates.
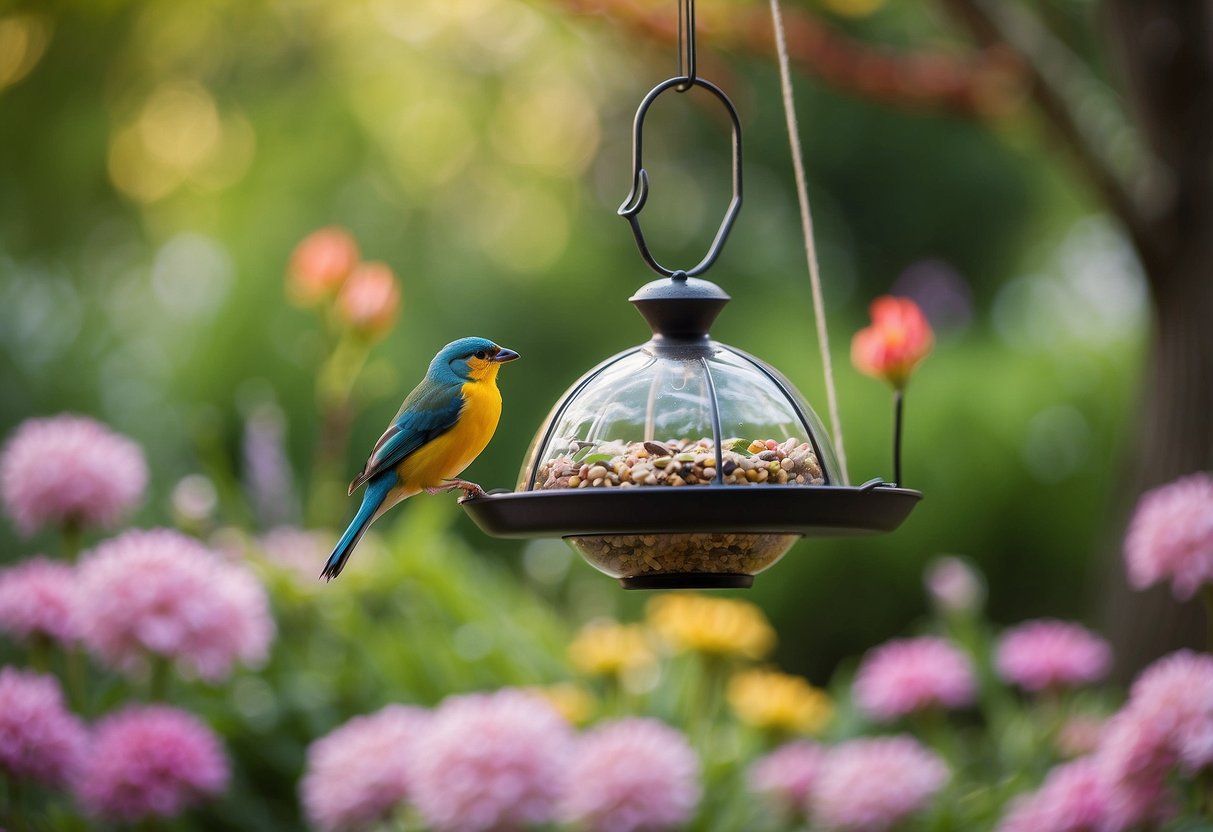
[[1099, 0, 1213, 676]]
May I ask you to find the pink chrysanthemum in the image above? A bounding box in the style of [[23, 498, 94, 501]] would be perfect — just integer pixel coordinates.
[[1124, 473, 1213, 600], [407, 688, 572, 832], [1093, 710, 1175, 829], [996, 620, 1112, 692], [0, 414, 148, 536], [560, 718, 701, 832], [76, 705, 228, 822], [853, 636, 976, 721], [810, 736, 948, 831], [301, 705, 428, 832], [1124, 650, 1213, 773], [748, 741, 825, 819], [997, 759, 1111, 832], [0, 667, 87, 786], [0, 556, 79, 645], [76, 528, 274, 681]]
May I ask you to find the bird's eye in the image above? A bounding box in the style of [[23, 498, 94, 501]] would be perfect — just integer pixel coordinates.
[[474, 351, 487, 360]]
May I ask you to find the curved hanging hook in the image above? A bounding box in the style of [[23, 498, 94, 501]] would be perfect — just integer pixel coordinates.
[[617, 76, 744, 278]]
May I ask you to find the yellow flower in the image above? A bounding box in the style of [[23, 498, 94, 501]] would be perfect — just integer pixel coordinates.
[[727, 668, 834, 734], [645, 594, 775, 660], [529, 683, 596, 727], [568, 619, 656, 678]]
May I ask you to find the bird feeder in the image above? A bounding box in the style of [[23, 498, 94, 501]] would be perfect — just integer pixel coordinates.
[[462, 0, 920, 588]]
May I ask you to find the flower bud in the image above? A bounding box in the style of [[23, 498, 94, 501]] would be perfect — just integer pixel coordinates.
[[287, 226, 359, 306], [336, 261, 401, 340]]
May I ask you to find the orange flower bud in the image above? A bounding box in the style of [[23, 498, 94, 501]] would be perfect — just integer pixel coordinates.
[[851, 296, 933, 389], [336, 261, 400, 340], [287, 226, 359, 306]]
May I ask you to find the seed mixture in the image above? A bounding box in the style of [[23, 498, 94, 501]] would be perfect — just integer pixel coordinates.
[[568, 532, 797, 578], [533, 437, 825, 491]]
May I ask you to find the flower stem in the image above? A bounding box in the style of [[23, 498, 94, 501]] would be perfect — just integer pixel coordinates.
[[149, 657, 172, 702], [892, 388, 905, 486], [61, 519, 82, 563]]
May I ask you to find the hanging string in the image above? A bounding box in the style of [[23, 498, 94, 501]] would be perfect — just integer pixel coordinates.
[[767, 0, 850, 485]]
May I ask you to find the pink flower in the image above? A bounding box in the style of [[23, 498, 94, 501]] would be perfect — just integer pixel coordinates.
[[1123, 649, 1213, 773], [1124, 473, 1213, 600], [336, 262, 400, 340], [0, 556, 79, 645], [288, 226, 359, 306], [997, 759, 1112, 832], [923, 556, 985, 615], [0, 414, 148, 536], [853, 636, 976, 721], [301, 705, 428, 832], [851, 296, 934, 390], [1093, 711, 1174, 829], [76, 528, 274, 681], [560, 718, 701, 832], [810, 736, 948, 831], [748, 741, 825, 819], [257, 526, 338, 584], [995, 620, 1112, 692], [0, 667, 87, 786], [76, 705, 229, 822], [406, 688, 572, 832]]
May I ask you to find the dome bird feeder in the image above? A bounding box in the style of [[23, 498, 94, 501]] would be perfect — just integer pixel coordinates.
[[462, 0, 921, 588]]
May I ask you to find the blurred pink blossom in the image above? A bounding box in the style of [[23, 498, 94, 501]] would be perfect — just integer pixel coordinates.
[[75, 705, 229, 822], [1093, 710, 1175, 829], [406, 688, 572, 832], [560, 717, 701, 832], [0, 556, 79, 645], [336, 262, 400, 340], [0, 414, 147, 536], [300, 705, 428, 832], [1124, 472, 1213, 600], [76, 528, 274, 681], [257, 526, 338, 584], [923, 556, 984, 614], [853, 636, 976, 721], [1124, 649, 1213, 773], [810, 736, 948, 831], [0, 667, 87, 787], [995, 620, 1112, 692], [288, 226, 359, 306], [748, 741, 825, 819], [1056, 715, 1107, 759], [996, 758, 1111, 832]]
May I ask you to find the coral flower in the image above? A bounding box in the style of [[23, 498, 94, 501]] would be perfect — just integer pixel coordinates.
[[810, 736, 948, 831], [288, 226, 359, 306], [727, 668, 833, 734], [995, 619, 1112, 692], [76, 705, 229, 822], [0, 556, 79, 645], [646, 594, 775, 660], [0, 667, 87, 787], [853, 636, 976, 721], [0, 414, 148, 536], [851, 296, 934, 390], [336, 261, 401, 340], [301, 705, 428, 832], [748, 741, 825, 819], [1124, 473, 1213, 600], [568, 618, 655, 679], [406, 688, 573, 832], [560, 717, 701, 832], [76, 528, 274, 681]]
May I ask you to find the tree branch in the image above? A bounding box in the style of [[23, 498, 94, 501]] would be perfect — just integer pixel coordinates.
[[552, 0, 1027, 119]]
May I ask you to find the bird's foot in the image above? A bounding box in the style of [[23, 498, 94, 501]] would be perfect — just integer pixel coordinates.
[[425, 479, 487, 503]]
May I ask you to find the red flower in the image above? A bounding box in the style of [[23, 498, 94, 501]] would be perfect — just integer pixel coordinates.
[[851, 296, 934, 389], [287, 226, 359, 307]]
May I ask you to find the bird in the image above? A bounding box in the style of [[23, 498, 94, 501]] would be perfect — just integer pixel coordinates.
[[320, 336, 520, 581]]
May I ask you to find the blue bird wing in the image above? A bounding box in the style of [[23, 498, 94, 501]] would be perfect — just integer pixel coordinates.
[[347, 381, 465, 495]]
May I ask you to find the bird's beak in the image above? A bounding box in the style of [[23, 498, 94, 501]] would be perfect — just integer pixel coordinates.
[[492, 347, 520, 363]]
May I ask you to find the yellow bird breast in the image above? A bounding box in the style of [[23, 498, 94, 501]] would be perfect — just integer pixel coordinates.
[[397, 380, 503, 490]]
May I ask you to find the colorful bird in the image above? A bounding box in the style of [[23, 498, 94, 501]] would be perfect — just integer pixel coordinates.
[[321, 337, 520, 581]]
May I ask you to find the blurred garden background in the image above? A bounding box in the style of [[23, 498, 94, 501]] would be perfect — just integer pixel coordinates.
[[1, 0, 1211, 829]]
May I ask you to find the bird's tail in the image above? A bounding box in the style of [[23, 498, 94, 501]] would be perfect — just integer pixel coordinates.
[[321, 475, 395, 581]]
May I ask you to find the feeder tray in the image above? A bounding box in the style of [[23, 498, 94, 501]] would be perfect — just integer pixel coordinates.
[[461, 275, 922, 588]]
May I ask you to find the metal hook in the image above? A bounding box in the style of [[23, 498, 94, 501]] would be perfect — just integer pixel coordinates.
[[675, 0, 696, 92], [617, 76, 743, 278]]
